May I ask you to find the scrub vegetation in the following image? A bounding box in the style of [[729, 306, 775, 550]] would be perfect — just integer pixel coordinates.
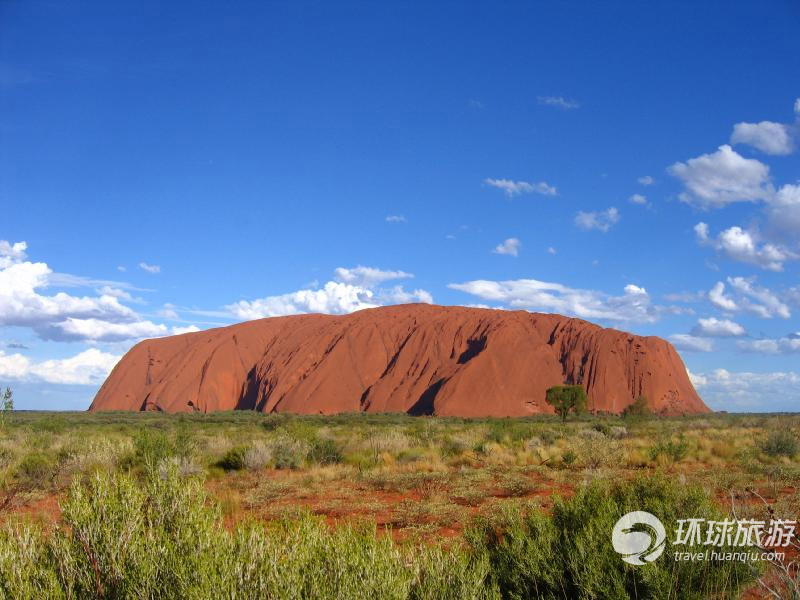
[[0, 410, 797, 599]]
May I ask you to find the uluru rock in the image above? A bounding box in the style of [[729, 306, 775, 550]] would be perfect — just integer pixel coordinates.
[[90, 304, 708, 416]]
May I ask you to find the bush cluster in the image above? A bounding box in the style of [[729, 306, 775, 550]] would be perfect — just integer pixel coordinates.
[[0, 469, 758, 599]]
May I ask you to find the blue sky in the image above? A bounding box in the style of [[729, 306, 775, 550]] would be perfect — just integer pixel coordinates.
[[2, 1, 799, 411]]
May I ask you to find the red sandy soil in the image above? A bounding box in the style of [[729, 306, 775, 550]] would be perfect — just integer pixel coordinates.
[[91, 304, 708, 416]]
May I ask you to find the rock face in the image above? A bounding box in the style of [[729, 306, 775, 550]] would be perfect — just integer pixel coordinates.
[[90, 304, 708, 416]]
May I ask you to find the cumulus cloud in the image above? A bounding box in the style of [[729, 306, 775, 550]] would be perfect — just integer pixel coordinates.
[[766, 183, 800, 236], [728, 276, 790, 319], [629, 194, 647, 205], [737, 333, 800, 354], [668, 145, 773, 208], [138, 262, 161, 274], [333, 266, 412, 287], [707, 278, 790, 319], [448, 278, 660, 323], [0, 240, 181, 343], [669, 334, 714, 352], [493, 238, 521, 257], [0, 240, 27, 266], [537, 96, 579, 110], [730, 121, 794, 155], [694, 222, 796, 271], [690, 368, 800, 410], [1, 260, 136, 331], [708, 281, 738, 312], [691, 317, 746, 337], [0, 348, 120, 385], [484, 178, 557, 197], [49, 318, 169, 342], [574, 207, 620, 232], [227, 266, 432, 320], [638, 176, 655, 186], [375, 286, 433, 305], [228, 281, 377, 319], [385, 215, 407, 223]]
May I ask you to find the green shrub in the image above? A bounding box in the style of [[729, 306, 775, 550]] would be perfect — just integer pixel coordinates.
[[0, 469, 758, 600], [218, 445, 248, 471], [14, 452, 56, 488], [592, 422, 612, 437], [411, 545, 495, 600], [271, 435, 309, 469], [648, 435, 690, 462], [440, 436, 468, 457], [308, 437, 343, 465], [126, 428, 176, 469], [466, 505, 563, 598], [622, 396, 651, 418], [467, 476, 758, 600], [552, 476, 757, 599], [759, 429, 798, 458]]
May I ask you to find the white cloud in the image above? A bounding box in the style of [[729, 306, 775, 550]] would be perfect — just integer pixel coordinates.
[[0, 240, 181, 342], [795, 98, 800, 115], [574, 207, 620, 232], [707, 278, 790, 319], [547, 246, 557, 255], [51, 318, 168, 342], [629, 194, 647, 205], [0, 240, 27, 266], [537, 96, 579, 110], [171, 325, 201, 335], [691, 317, 745, 337], [689, 368, 800, 411], [96, 286, 133, 301], [669, 334, 714, 352], [708, 281, 738, 312], [484, 178, 557, 197], [0, 260, 137, 330], [727, 276, 790, 319], [0, 348, 120, 385], [376, 286, 433, 305], [448, 278, 660, 323], [638, 176, 655, 186], [737, 333, 800, 354], [138, 262, 161, 274], [385, 215, 407, 223], [694, 222, 796, 271], [624, 284, 647, 295], [158, 303, 179, 320], [493, 238, 520, 257], [668, 145, 773, 208], [730, 121, 794, 155], [228, 281, 377, 319], [333, 266, 412, 287], [766, 183, 800, 236], [227, 266, 432, 320], [687, 369, 707, 387]]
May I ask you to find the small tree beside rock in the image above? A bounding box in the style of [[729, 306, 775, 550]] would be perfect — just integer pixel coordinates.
[[545, 385, 587, 422]]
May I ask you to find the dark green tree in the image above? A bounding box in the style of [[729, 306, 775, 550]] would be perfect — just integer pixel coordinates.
[[545, 385, 587, 422]]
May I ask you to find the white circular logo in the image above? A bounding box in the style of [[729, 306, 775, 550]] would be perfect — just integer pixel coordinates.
[[612, 511, 667, 565]]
